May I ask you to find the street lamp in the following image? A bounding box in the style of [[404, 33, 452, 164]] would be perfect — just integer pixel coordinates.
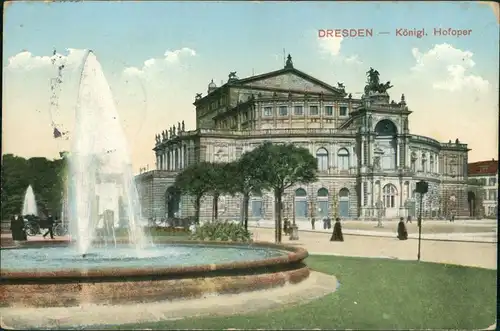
[[416, 180, 428, 261]]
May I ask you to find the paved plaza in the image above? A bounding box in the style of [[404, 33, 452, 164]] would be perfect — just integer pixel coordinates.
[[250, 221, 497, 270]]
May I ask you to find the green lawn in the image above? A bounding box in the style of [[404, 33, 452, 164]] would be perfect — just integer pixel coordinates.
[[100, 255, 496, 330]]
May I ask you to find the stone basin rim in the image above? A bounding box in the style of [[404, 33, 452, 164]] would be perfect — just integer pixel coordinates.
[[0, 239, 308, 279]]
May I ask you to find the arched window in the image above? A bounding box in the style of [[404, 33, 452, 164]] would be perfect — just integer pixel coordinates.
[[338, 188, 350, 218], [429, 155, 434, 173], [382, 184, 397, 208], [374, 119, 398, 136], [294, 188, 308, 218], [421, 154, 427, 172], [317, 188, 329, 218], [316, 148, 329, 171], [337, 148, 350, 170], [295, 188, 307, 197]]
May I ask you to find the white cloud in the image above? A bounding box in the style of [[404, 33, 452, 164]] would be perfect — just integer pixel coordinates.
[[410, 43, 490, 93], [317, 34, 362, 66], [318, 35, 343, 56], [123, 47, 197, 77], [344, 55, 363, 65], [4, 48, 85, 71]]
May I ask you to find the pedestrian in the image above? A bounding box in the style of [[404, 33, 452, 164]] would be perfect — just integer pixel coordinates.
[[311, 217, 316, 230], [397, 217, 408, 240], [322, 217, 327, 230], [10, 214, 26, 241], [327, 216, 332, 229], [451, 214, 455, 223], [406, 215, 412, 224], [330, 217, 344, 242], [43, 213, 55, 239]]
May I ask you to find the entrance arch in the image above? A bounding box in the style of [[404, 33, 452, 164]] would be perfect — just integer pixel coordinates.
[[294, 188, 308, 219], [338, 188, 350, 218], [317, 188, 329, 218], [374, 119, 398, 170], [165, 186, 181, 218]]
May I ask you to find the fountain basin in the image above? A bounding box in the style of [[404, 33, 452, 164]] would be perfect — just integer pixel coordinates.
[[0, 238, 309, 308]]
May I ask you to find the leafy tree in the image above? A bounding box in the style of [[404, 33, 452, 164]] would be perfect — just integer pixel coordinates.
[[174, 162, 213, 224], [247, 142, 318, 243], [203, 162, 234, 221], [1, 154, 67, 220], [225, 154, 266, 230]]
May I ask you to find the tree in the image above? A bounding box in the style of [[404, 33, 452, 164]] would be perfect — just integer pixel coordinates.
[[247, 142, 318, 243], [225, 154, 266, 231], [174, 162, 213, 224], [204, 162, 232, 221], [1, 154, 67, 219]]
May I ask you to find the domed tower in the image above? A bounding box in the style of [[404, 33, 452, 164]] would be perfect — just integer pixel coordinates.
[[207, 79, 217, 94]]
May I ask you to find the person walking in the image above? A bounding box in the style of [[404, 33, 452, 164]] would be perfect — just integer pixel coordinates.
[[43, 213, 55, 239], [397, 217, 408, 240], [406, 215, 412, 224], [330, 217, 344, 242]]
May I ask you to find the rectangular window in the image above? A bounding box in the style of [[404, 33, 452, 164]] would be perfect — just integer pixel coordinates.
[[279, 106, 288, 116], [325, 106, 333, 116], [309, 105, 319, 116], [294, 105, 303, 115], [263, 107, 272, 116], [489, 177, 496, 186], [339, 106, 348, 116], [488, 189, 497, 201]]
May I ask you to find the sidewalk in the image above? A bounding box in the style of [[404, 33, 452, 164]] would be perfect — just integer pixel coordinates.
[[249, 220, 497, 243]]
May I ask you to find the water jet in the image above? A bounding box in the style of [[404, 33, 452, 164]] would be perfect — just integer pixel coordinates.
[[0, 51, 310, 316]]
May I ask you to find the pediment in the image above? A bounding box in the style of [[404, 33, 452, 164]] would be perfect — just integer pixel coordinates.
[[240, 71, 341, 95]]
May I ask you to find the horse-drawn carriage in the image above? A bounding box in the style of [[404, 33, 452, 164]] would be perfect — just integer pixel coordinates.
[[23, 215, 69, 237]]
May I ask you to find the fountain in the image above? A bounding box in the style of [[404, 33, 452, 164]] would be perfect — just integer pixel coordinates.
[[21, 185, 38, 216], [0, 51, 309, 328], [67, 50, 149, 256]]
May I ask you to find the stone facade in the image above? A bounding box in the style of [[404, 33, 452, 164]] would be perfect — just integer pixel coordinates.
[[135, 55, 481, 221], [467, 160, 498, 218]]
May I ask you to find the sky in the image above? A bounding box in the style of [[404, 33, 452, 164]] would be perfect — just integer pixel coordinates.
[[2, 1, 499, 172]]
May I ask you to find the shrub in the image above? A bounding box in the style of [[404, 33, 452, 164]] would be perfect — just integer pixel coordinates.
[[190, 220, 252, 242]]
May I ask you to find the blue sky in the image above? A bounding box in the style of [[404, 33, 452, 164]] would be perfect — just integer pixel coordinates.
[[2, 1, 499, 169]]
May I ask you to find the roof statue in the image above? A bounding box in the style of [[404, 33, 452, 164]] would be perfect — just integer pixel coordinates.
[[172, 125, 176, 136], [285, 54, 294, 69], [177, 122, 181, 133], [228, 71, 238, 82], [337, 82, 345, 90], [364, 67, 393, 95], [181, 120, 185, 131]]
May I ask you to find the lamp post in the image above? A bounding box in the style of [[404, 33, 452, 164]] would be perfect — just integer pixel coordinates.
[[416, 180, 428, 261]]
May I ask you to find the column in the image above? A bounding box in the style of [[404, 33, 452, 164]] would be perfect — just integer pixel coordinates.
[[361, 139, 365, 165], [164, 151, 168, 170], [156, 155, 160, 170], [360, 180, 365, 208], [169, 150, 173, 170], [330, 144, 336, 169], [370, 180, 374, 207]]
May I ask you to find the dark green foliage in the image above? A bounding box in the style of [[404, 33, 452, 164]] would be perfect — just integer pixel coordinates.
[[247, 142, 318, 242], [1, 154, 67, 219], [224, 155, 266, 230], [190, 220, 252, 242]]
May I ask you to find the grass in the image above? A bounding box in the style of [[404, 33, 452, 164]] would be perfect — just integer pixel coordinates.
[[100, 255, 496, 330]]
